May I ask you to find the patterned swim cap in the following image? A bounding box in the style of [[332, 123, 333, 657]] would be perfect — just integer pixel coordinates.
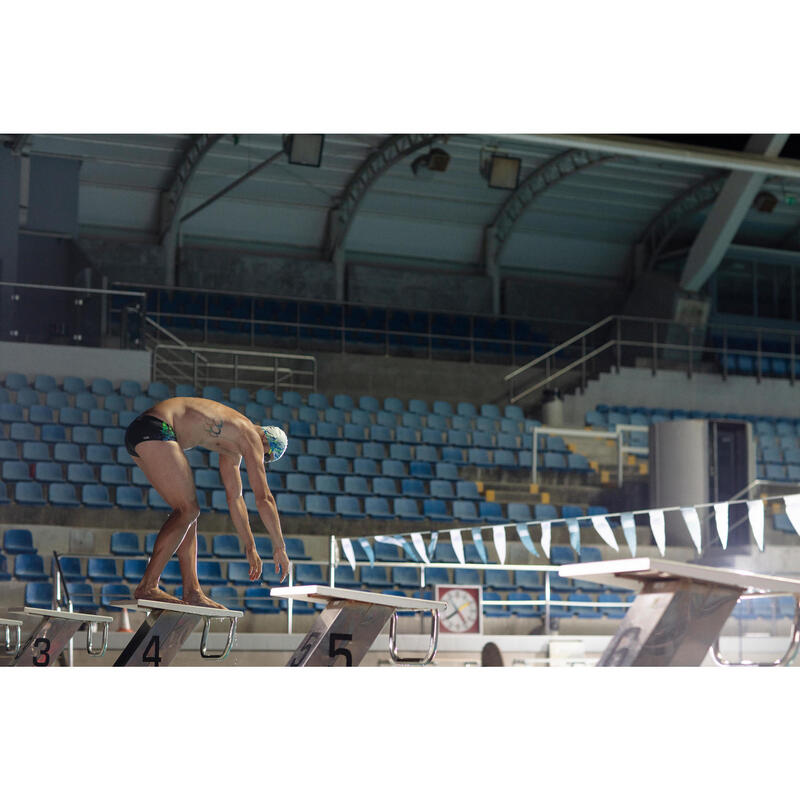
[[262, 425, 288, 462]]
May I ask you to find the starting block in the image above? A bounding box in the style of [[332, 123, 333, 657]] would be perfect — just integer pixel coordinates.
[[560, 557, 800, 667], [1, 607, 112, 667], [271, 585, 447, 666], [113, 600, 243, 667]]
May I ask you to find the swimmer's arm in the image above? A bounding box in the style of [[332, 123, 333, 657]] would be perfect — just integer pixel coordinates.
[[243, 449, 287, 555], [218, 452, 257, 552]]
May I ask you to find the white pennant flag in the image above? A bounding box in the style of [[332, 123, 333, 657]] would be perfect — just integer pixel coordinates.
[[680, 507, 703, 553], [591, 515, 619, 551], [540, 521, 551, 559], [713, 503, 729, 549], [785, 495, 800, 537], [449, 528, 465, 564], [747, 500, 765, 551], [492, 525, 507, 564], [411, 532, 431, 564], [340, 538, 356, 571], [620, 513, 637, 556], [649, 509, 666, 556]]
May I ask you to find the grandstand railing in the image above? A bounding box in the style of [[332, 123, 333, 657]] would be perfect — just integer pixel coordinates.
[[531, 424, 648, 485], [0, 281, 147, 349], [505, 314, 800, 405], [143, 315, 318, 393], [110, 281, 585, 365]]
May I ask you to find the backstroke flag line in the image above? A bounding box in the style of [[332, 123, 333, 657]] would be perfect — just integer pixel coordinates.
[[620, 512, 636, 556], [471, 528, 489, 564], [493, 525, 507, 564], [649, 509, 666, 556], [785, 494, 800, 538], [540, 521, 551, 558], [591, 515, 619, 551], [747, 500, 764, 551], [358, 537, 375, 566], [567, 519, 580, 555], [713, 503, 728, 549], [680, 507, 703, 553], [449, 528, 465, 564], [516, 523, 539, 556], [411, 532, 430, 564], [341, 538, 356, 571]]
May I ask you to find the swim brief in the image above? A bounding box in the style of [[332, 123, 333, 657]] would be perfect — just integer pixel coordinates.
[[124, 414, 178, 457]]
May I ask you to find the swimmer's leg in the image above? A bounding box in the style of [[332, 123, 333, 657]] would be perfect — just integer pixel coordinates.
[[177, 519, 226, 609], [131, 440, 200, 604]]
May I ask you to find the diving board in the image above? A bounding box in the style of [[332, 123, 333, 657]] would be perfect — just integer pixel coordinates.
[[560, 558, 800, 667], [2, 607, 113, 667], [113, 600, 243, 667], [271, 585, 447, 666]]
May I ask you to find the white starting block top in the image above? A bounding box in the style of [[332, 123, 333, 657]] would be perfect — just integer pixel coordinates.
[[272, 584, 447, 612], [120, 599, 243, 618], [10, 606, 114, 624], [559, 557, 800, 596], [0, 617, 22, 627]]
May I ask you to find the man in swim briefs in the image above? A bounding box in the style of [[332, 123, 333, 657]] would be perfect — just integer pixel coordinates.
[[124, 396, 291, 609]]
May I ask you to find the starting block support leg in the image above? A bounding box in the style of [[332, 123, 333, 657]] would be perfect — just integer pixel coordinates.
[[1, 618, 23, 661], [113, 601, 242, 667], [4, 608, 112, 667], [274, 585, 446, 667], [597, 579, 741, 667]]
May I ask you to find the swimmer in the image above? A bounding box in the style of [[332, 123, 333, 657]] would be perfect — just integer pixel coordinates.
[[123, 396, 291, 609]]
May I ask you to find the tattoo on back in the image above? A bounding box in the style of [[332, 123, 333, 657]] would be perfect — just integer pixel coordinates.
[[206, 418, 223, 437]]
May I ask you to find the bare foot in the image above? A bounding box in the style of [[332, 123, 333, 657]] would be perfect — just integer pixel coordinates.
[[182, 589, 227, 610], [134, 585, 186, 605]]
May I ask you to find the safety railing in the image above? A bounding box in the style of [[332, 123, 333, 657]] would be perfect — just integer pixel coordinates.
[[531, 423, 648, 486], [149, 340, 317, 394], [0, 280, 147, 349], [504, 314, 800, 405], [110, 280, 585, 365]]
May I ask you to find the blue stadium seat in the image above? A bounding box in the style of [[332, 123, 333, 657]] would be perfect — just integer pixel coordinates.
[[15, 553, 48, 580], [41, 424, 67, 443], [15, 387, 39, 408], [276, 494, 304, 516], [493, 450, 517, 468], [118, 410, 138, 428], [295, 563, 325, 584], [306, 392, 328, 410], [4, 372, 28, 390], [25, 581, 54, 609], [33, 374, 57, 393], [507, 502, 532, 522], [3, 460, 29, 481], [122, 558, 147, 582], [323, 408, 346, 426], [285, 474, 311, 494], [80, 484, 111, 508], [102, 428, 125, 447], [244, 586, 279, 614], [67, 582, 99, 613], [50, 483, 81, 507], [146, 381, 169, 400], [325, 456, 350, 476], [373, 477, 399, 497], [103, 394, 126, 413], [87, 557, 118, 583], [394, 497, 424, 520], [4, 528, 35, 553], [401, 478, 427, 498], [254, 388, 276, 406], [333, 394, 354, 412], [56, 555, 83, 581], [456, 481, 480, 500], [568, 591, 602, 618], [0, 440, 19, 460], [389, 443, 413, 461], [90, 378, 113, 395], [508, 591, 539, 617], [335, 495, 364, 518], [483, 591, 511, 618], [598, 591, 626, 619], [360, 565, 392, 589], [53, 443, 80, 463], [442, 446, 466, 465], [405, 399, 426, 415], [306, 494, 335, 517], [284, 537, 310, 560], [0, 402, 24, 423], [86, 445, 114, 465], [62, 376, 86, 394], [453, 500, 480, 523], [197, 561, 226, 585], [116, 486, 146, 510], [454, 568, 480, 584], [67, 463, 95, 483], [29, 405, 54, 424], [429, 479, 455, 500], [208, 586, 244, 612], [211, 534, 242, 559], [365, 496, 393, 519], [111, 531, 143, 556], [550, 545, 576, 565], [350, 409, 371, 427], [534, 503, 559, 521], [100, 465, 128, 486], [15, 481, 46, 505], [381, 459, 406, 478], [343, 476, 370, 496], [315, 421, 339, 440], [75, 393, 99, 411], [289, 420, 312, 439], [515, 570, 544, 591], [10, 422, 37, 441], [484, 570, 515, 590], [100, 583, 133, 610], [479, 501, 506, 523], [296, 455, 324, 475]]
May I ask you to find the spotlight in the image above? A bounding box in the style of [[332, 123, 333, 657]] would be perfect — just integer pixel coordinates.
[[283, 134, 325, 167], [486, 154, 521, 190], [753, 191, 778, 213], [411, 148, 451, 175]]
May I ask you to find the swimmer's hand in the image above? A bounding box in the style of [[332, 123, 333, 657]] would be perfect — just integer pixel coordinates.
[[274, 547, 290, 584], [245, 544, 262, 581]]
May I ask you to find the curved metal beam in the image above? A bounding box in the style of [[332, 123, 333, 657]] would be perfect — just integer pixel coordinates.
[[635, 173, 726, 272], [324, 133, 446, 259], [159, 133, 224, 242], [484, 149, 614, 267]]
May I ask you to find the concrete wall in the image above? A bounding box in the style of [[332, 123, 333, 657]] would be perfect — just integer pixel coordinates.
[[0, 341, 151, 385], [563, 366, 800, 425]]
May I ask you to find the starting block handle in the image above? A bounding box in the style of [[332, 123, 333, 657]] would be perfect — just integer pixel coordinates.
[[199, 616, 238, 660], [710, 595, 800, 667], [389, 609, 439, 666], [3, 623, 22, 659], [86, 621, 110, 657]]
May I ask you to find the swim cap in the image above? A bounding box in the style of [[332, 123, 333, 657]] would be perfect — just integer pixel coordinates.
[[262, 425, 288, 462]]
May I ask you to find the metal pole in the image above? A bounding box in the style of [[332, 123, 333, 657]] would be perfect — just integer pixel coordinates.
[[329, 535, 336, 587], [532, 429, 538, 484], [544, 570, 551, 634], [617, 430, 624, 488], [581, 335, 586, 392]]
